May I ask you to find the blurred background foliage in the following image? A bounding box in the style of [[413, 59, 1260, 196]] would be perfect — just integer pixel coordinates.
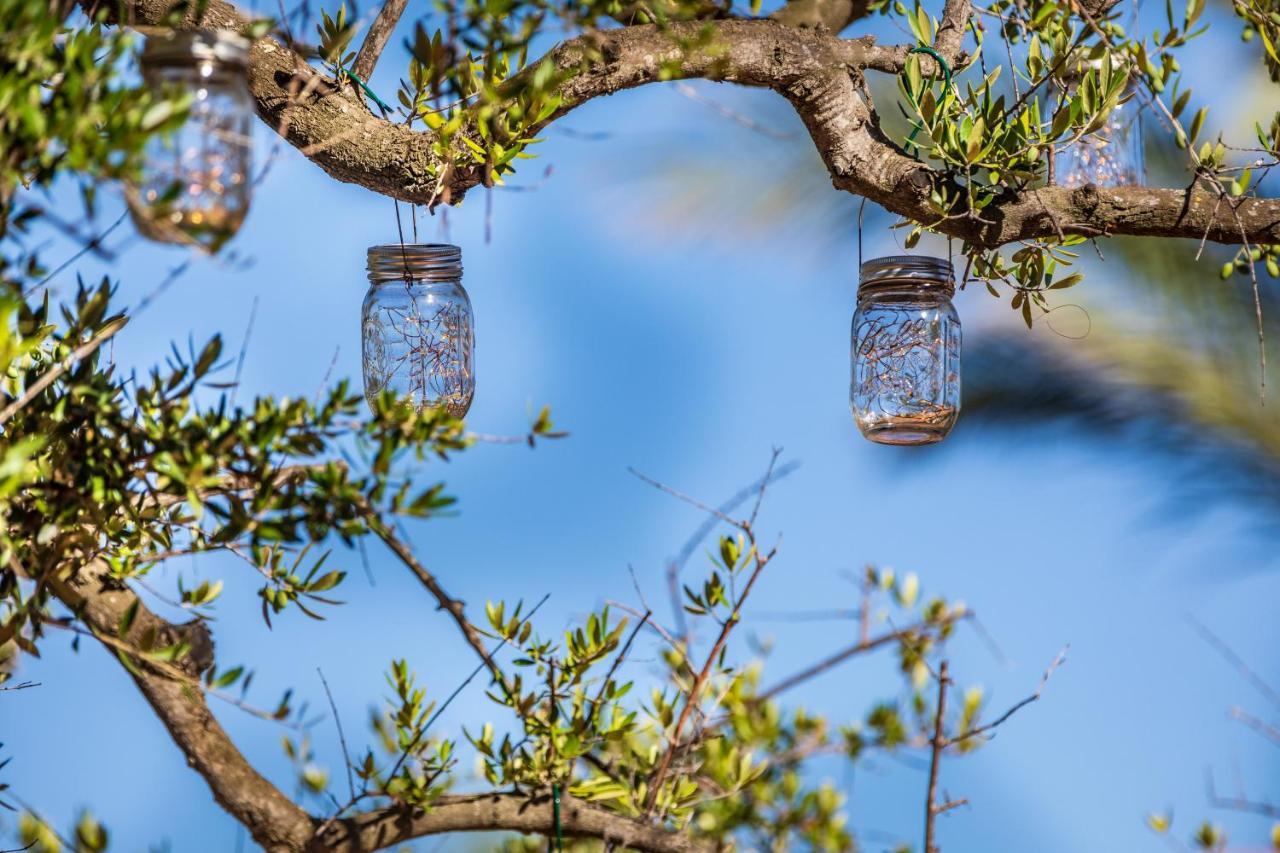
[[626, 1, 1280, 524]]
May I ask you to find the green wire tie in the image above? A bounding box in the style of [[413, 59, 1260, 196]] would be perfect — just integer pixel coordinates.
[[550, 783, 564, 852], [341, 67, 393, 115], [904, 45, 954, 154]]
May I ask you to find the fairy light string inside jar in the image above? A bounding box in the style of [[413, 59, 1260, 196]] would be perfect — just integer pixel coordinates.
[[850, 255, 962, 446], [361, 243, 476, 418]]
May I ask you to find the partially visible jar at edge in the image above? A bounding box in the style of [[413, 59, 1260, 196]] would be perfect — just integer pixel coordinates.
[[850, 255, 961, 445], [129, 30, 255, 253], [361, 244, 475, 418], [1052, 58, 1146, 189]]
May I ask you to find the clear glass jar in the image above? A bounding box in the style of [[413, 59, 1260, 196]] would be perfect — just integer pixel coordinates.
[[128, 30, 254, 252], [361, 244, 475, 418], [1053, 63, 1145, 188], [851, 256, 961, 445]]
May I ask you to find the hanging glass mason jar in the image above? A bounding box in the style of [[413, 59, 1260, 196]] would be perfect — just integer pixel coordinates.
[[128, 30, 254, 252], [362, 244, 475, 418], [851, 256, 961, 445], [1053, 59, 1145, 188]]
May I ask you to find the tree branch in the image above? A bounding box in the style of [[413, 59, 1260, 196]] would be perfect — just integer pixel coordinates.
[[94, 0, 1280, 249], [311, 792, 714, 853], [355, 498, 518, 701], [933, 0, 971, 65], [754, 613, 967, 703], [45, 561, 314, 853], [923, 660, 950, 853], [771, 0, 871, 32], [350, 0, 410, 81], [45, 550, 703, 853]]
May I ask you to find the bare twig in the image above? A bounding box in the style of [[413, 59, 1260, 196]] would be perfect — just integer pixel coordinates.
[[317, 667, 356, 801], [590, 608, 651, 714], [231, 295, 259, 407], [1205, 768, 1280, 817], [947, 646, 1067, 747], [356, 497, 517, 701], [628, 467, 738, 526], [664, 458, 800, 642], [756, 613, 968, 704], [1188, 615, 1280, 710], [923, 660, 951, 853], [0, 680, 38, 691], [1228, 706, 1280, 747], [673, 82, 794, 140], [28, 211, 128, 295], [747, 447, 782, 530]]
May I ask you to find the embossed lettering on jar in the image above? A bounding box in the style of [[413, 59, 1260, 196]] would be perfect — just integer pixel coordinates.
[[851, 256, 960, 445], [361, 244, 475, 418]]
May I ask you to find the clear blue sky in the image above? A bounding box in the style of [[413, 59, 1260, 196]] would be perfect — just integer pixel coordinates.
[[3, 4, 1278, 851]]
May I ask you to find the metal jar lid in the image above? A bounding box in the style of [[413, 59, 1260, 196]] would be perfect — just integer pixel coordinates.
[[858, 255, 954, 297], [367, 244, 463, 283], [140, 29, 251, 71]]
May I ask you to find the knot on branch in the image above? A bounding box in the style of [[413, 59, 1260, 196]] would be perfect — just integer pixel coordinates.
[[1071, 183, 1101, 215]]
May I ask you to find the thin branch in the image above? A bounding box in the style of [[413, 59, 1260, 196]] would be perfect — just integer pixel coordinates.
[[947, 646, 1068, 748], [1188, 615, 1280, 710], [923, 660, 950, 853], [755, 613, 968, 704], [351, 0, 410, 80], [0, 680, 38, 691], [746, 447, 782, 530], [28, 211, 128, 295], [590, 608, 651, 713], [673, 82, 794, 141], [0, 316, 127, 426], [1205, 768, 1280, 818], [317, 667, 356, 802], [665, 458, 800, 641], [230, 295, 259, 408], [355, 498, 517, 701], [1228, 706, 1280, 748], [628, 467, 738, 526]]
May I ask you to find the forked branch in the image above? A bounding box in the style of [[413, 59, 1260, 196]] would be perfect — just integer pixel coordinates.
[[85, 0, 1280, 248]]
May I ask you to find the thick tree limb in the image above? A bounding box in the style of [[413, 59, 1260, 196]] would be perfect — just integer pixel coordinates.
[[781, 66, 1280, 246], [93, 0, 1280, 248], [311, 793, 715, 853], [45, 561, 315, 853], [771, 0, 872, 32]]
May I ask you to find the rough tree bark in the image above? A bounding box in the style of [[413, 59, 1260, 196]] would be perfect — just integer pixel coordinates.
[[46, 554, 712, 853], [84, 0, 1280, 248]]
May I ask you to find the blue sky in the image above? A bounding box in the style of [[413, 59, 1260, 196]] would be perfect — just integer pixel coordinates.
[[3, 3, 1279, 851]]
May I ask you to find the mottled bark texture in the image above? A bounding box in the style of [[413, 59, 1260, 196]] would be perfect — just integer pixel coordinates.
[[47, 553, 708, 853], [89, 0, 1280, 247], [311, 793, 716, 852]]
